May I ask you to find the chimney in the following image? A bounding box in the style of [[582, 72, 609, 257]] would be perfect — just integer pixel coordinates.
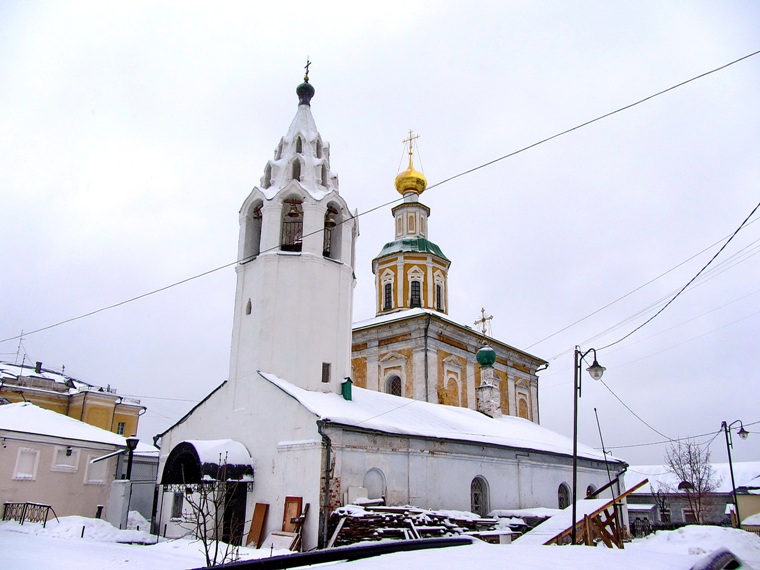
[[34, 361, 42, 374]]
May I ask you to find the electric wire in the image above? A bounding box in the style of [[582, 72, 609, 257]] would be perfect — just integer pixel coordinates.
[[3, 48, 759, 345], [596, 199, 760, 351]]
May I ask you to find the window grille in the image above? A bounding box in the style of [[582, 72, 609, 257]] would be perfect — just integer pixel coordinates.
[[410, 280, 421, 307], [558, 483, 571, 509], [383, 283, 393, 310], [116, 422, 125, 435], [386, 376, 402, 396], [471, 477, 489, 516], [322, 363, 331, 383]]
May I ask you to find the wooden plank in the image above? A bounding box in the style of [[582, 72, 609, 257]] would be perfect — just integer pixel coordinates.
[[327, 517, 346, 549], [246, 503, 269, 548], [282, 496, 303, 533], [260, 531, 297, 551]]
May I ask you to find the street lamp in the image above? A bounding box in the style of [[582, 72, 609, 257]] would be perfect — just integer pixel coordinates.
[[125, 437, 139, 480], [721, 420, 749, 529], [572, 346, 605, 545]]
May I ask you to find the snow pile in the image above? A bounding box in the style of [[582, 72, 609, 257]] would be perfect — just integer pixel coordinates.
[[0, 515, 154, 544], [628, 525, 760, 566]]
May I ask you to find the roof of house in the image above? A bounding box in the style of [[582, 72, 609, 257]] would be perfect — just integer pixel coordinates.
[[0, 402, 128, 447], [261, 372, 619, 463], [626, 463, 760, 494]]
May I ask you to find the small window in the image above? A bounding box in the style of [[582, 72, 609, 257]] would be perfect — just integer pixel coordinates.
[[322, 363, 331, 383], [52, 446, 79, 472], [321, 164, 328, 186], [410, 280, 421, 308], [171, 491, 184, 519], [246, 299, 252, 315], [586, 484, 597, 498], [292, 160, 302, 181], [471, 476, 489, 517], [383, 283, 393, 310], [558, 483, 571, 509], [14, 447, 40, 480], [435, 284, 443, 311], [116, 422, 126, 435], [295, 137, 303, 154], [386, 375, 402, 396]]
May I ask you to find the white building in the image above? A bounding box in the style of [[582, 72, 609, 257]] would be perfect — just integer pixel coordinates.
[[155, 75, 626, 550]]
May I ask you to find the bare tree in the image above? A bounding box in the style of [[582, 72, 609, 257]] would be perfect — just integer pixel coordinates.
[[663, 440, 721, 524], [177, 456, 246, 567]]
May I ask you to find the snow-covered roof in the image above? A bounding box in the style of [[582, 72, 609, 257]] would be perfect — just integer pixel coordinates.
[[184, 439, 254, 467], [0, 402, 128, 447], [626, 463, 760, 494], [0, 361, 89, 392], [261, 372, 617, 462]]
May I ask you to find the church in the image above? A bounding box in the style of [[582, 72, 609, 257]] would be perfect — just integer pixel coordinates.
[[154, 74, 626, 550]]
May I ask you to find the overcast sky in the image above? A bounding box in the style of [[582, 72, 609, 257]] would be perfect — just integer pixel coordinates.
[[2, 1, 759, 467]]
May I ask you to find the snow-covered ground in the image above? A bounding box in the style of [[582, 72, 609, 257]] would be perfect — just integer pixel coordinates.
[[1, 515, 760, 569]]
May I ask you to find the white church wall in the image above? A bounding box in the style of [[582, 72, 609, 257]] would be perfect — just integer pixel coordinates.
[[228, 251, 355, 394], [330, 428, 621, 515], [157, 379, 327, 549]]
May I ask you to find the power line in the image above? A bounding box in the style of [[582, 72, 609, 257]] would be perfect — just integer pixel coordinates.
[[597, 199, 760, 351], [3, 49, 759, 345]]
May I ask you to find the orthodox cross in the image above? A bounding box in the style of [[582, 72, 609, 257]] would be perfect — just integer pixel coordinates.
[[474, 307, 493, 336], [304, 57, 311, 81], [403, 130, 419, 163]]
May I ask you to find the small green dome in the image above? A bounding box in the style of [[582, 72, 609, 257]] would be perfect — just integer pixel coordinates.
[[476, 343, 496, 367]]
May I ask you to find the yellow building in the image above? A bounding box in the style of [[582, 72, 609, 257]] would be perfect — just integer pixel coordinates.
[[351, 136, 547, 421], [0, 361, 143, 436]]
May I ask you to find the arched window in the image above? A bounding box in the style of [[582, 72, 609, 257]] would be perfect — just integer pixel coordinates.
[[316, 140, 323, 158], [295, 137, 303, 154], [435, 284, 443, 311], [471, 476, 489, 516], [243, 204, 263, 261], [321, 164, 328, 187], [363, 468, 386, 500], [386, 375, 402, 396], [383, 283, 393, 310], [410, 280, 421, 307], [558, 483, 571, 509], [586, 484, 597, 498], [292, 160, 302, 182], [281, 199, 303, 252]]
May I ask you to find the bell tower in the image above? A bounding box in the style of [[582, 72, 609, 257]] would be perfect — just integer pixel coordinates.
[[228, 72, 357, 394], [372, 133, 450, 316]]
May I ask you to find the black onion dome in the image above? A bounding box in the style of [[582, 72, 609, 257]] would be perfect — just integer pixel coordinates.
[[296, 77, 315, 106]]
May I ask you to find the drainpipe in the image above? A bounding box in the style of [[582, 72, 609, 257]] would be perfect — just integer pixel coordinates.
[[316, 419, 332, 548], [423, 314, 432, 402]]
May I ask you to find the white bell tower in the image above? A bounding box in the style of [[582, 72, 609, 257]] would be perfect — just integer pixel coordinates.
[[228, 73, 357, 394]]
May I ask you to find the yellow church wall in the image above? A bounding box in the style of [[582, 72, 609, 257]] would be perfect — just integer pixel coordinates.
[[351, 356, 367, 388], [112, 410, 139, 437], [0, 388, 69, 414]]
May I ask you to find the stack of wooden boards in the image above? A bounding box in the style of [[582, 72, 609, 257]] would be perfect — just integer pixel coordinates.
[[327, 505, 510, 547]]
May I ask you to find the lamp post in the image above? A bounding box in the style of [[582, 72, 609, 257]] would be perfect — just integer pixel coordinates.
[[125, 437, 139, 480], [572, 346, 605, 545], [721, 420, 749, 529]]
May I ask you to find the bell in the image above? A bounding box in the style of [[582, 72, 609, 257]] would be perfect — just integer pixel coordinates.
[[287, 202, 301, 218], [325, 211, 337, 228]]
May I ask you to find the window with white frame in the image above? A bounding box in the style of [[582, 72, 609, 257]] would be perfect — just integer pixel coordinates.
[[51, 446, 80, 472], [85, 455, 109, 484], [14, 447, 40, 480]]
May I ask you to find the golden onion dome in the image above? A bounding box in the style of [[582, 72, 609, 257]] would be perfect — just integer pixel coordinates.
[[395, 131, 427, 195]]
